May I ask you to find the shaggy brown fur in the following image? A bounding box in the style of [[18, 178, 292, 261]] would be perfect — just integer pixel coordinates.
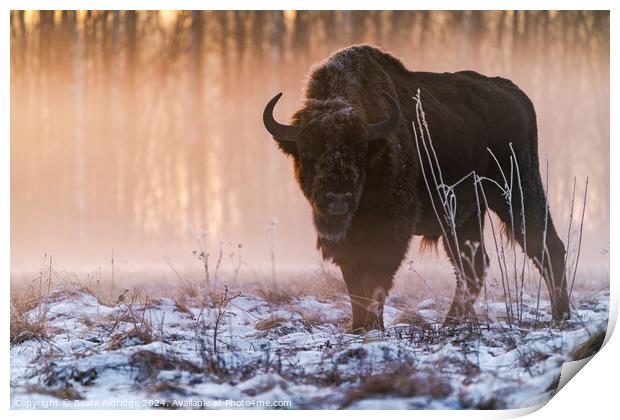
[[263, 44, 570, 331]]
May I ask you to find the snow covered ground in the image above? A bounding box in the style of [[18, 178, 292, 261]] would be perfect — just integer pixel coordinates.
[[10, 285, 609, 410]]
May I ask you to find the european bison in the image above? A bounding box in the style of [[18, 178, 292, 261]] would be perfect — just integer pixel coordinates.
[[263, 44, 570, 332]]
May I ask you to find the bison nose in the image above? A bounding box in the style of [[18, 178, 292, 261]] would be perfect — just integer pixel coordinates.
[[325, 192, 353, 215]]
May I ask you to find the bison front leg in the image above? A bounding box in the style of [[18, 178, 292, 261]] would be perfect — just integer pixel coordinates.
[[341, 265, 371, 332], [341, 265, 394, 333], [442, 217, 489, 327]]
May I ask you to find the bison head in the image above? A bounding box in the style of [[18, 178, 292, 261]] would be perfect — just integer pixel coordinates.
[[263, 92, 400, 242]]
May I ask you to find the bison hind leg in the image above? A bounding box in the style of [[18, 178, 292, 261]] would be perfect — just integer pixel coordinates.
[[487, 172, 570, 322]]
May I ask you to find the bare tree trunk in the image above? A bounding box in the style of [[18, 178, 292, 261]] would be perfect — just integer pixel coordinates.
[[187, 11, 206, 229], [73, 11, 86, 240], [124, 11, 137, 231]]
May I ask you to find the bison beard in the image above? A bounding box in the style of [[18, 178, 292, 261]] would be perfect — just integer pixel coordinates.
[[263, 44, 571, 332]]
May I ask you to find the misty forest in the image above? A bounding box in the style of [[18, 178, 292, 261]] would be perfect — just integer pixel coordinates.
[[11, 11, 609, 410]]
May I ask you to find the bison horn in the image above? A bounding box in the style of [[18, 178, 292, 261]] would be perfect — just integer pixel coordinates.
[[368, 92, 401, 140], [263, 93, 300, 143]]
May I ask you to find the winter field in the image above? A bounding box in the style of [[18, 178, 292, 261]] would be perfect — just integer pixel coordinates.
[[10, 266, 608, 410], [10, 10, 610, 412]]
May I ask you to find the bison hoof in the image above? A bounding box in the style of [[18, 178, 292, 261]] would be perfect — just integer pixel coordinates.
[[442, 313, 479, 329], [348, 326, 367, 335], [348, 321, 385, 335], [552, 307, 571, 323]]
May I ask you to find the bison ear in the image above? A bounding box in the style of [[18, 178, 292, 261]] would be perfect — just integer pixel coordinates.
[[367, 137, 388, 166]]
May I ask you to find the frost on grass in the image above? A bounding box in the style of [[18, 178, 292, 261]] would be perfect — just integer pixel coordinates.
[[10, 284, 608, 410]]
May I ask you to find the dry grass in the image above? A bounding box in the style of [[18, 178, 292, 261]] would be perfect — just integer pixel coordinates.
[[26, 384, 83, 400], [105, 290, 157, 350], [10, 306, 49, 346], [571, 329, 606, 360], [108, 326, 154, 350], [129, 350, 201, 382], [255, 316, 289, 331], [249, 264, 347, 306], [79, 316, 96, 329], [10, 289, 50, 346], [393, 310, 433, 330], [295, 308, 326, 327], [302, 265, 348, 301], [255, 287, 295, 305], [173, 299, 194, 316], [340, 364, 453, 408]]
